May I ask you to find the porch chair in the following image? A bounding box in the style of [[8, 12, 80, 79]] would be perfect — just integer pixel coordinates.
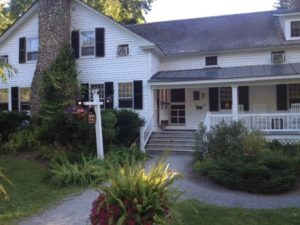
[[238, 105, 244, 114], [290, 103, 300, 130], [253, 104, 267, 130]]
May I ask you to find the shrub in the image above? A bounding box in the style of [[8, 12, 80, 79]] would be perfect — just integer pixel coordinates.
[[35, 145, 68, 161], [241, 131, 266, 156], [45, 155, 107, 187], [106, 145, 148, 166], [2, 129, 39, 153], [90, 158, 180, 225], [101, 110, 118, 146], [193, 123, 208, 161], [207, 152, 298, 194], [193, 160, 212, 176], [207, 121, 248, 159], [115, 109, 145, 146], [0, 112, 29, 143]]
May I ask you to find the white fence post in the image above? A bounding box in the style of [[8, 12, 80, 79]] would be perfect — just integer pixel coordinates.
[[140, 126, 145, 152]]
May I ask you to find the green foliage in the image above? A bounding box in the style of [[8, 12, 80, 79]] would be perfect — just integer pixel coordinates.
[[208, 152, 298, 194], [45, 155, 107, 187], [0, 3, 13, 35], [193, 160, 212, 176], [206, 121, 248, 159], [90, 158, 180, 225], [241, 131, 266, 156], [115, 109, 145, 146], [2, 129, 39, 153], [35, 145, 68, 161], [106, 145, 148, 165], [193, 123, 208, 161], [0, 112, 29, 143], [102, 109, 118, 146], [39, 43, 79, 121], [0, 168, 12, 200]]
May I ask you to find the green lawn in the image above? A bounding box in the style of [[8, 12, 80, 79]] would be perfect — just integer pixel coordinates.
[[172, 200, 300, 225], [0, 155, 82, 225]]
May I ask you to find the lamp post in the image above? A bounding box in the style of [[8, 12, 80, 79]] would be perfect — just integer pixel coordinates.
[[83, 92, 104, 159]]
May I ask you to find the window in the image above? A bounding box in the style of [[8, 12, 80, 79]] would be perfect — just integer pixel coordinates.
[[220, 87, 232, 109], [20, 88, 30, 111], [117, 44, 129, 56], [205, 56, 218, 66], [291, 21, 300, 38], [27, 37, 38, 61], [289, 84, 300, 106], [271, 51, 285, 64], [91, 84, 105, 108], [81, 31, 95, 56], [0, 55, 8, 64], [118, 82, 133, 108], [0, 89, 8, 111]]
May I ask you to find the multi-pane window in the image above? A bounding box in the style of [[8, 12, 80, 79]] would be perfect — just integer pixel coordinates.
[[0, 89, 8, 111], [0, 55, 8, 64], [291, 21, 300, 38], [91, 84, 105, 108], [27, 37, 38, 61], [20, 88, 30, 111], [118, 82, 133, 108], [81, 31, 95, 56], [289, 84, 300, 106], [205, 56, 218, 66], [220, 87, 232, 110]]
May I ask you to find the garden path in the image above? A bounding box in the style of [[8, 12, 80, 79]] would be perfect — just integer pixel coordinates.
[[18, 154, 300, 225]]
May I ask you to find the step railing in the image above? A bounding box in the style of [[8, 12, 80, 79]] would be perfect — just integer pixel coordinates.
[[140, 115, 154, 152]]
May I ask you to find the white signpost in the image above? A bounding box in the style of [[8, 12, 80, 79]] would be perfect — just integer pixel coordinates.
[[84, 92, 104, 159]]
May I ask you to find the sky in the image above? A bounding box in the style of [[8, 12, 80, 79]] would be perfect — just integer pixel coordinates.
[[145, 0, 276, 22]]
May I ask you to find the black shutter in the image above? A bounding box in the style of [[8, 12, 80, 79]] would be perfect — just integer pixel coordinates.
[[19, 37, 26, 64], [104, 82, 114, 109], [80, 83, 89, 102], [71, 31, 80, 59], [238, 86, 249, 111], [11, 87, 19, 111], [95, 28, 105, 57], [209, 87, 219, 112], [134, 80, 143, 110], [277, 84, 288, 110]]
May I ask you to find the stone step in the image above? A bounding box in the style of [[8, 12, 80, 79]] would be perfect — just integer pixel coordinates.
[[146, 145, 193, 152], [149, 137, 195, 142], [146, 142, 194, 147], [146, 149, 195, 155], [151, 132, 195, 138]]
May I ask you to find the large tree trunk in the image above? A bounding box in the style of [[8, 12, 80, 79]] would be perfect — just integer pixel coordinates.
[[30, 0, 71, 120]]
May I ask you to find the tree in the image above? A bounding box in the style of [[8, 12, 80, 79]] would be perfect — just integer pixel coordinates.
[[0, 3, 12, 35], [275, 0, 300, 9]]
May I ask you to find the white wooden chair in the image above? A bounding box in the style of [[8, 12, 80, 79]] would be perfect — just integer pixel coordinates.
[[238, 105, 244, 114], [253, 104, 267, 113], [291, 103, 300, 113], [290, 103, 300, 129]]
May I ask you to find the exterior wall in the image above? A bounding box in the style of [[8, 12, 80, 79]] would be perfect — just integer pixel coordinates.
[[160, 49, 300, 72], [0, 11, 38, 89], [249, 85, 277, 112], [71, 1, 153, 120]]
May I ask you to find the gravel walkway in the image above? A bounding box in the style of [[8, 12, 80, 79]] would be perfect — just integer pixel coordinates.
[[18, 154, 300, 225]]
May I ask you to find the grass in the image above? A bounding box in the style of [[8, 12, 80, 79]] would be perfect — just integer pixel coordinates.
[[172, 200, 300, 225], [0, 155, 82, 225]]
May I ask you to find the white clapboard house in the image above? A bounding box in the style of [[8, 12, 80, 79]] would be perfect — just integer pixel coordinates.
[[0, 0, 300, 152]]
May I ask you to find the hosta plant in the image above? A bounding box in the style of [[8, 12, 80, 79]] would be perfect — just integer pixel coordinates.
[[90, 158, 181, 225]]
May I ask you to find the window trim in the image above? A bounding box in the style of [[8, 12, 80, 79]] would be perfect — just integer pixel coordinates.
[[288, 83, 300, 107], [80, 30, 96, 57], [205, 56, 218, 67], [118, 82, 133, 109], [20, 87, 31, 112], [0, 88, 9, 111], [26, 37, 38, 61], [117, 44, 129, 57], [219, 87, 232, 110], [291, 21, 300, 38]]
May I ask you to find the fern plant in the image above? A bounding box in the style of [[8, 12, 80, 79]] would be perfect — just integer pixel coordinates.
[[45, 155, 107, 187], [0, 168, 12, 200]]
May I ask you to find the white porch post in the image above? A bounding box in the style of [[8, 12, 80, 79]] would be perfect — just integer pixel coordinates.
[[8, 87, 12, 111], [232, 85, 238, 121]]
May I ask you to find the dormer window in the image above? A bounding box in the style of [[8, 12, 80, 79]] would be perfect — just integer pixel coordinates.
[[81, 30, 95, 56], [117, 44, 129, 56], [27, 37, 38, 61], [291, 21, 300, 38], [205, 56, 218, 66]]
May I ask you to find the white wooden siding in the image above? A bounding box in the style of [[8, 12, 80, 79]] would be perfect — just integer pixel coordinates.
[[160, 49, 300, 72]]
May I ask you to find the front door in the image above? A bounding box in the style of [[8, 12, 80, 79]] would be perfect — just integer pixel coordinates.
[[170, 89, 185, 125]]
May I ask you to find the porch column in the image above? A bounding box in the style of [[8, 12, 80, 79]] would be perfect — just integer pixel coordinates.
[[8, 87, 12, 111], [232, 85, 238, 121]]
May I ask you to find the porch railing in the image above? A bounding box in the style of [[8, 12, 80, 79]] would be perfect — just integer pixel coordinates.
[[205, 112, 300, 132], [140, 114, 154, 152]]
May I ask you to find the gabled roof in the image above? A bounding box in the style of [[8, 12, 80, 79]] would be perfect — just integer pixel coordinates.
[[127, 10, 300, 56], [150, 63, 300, 83]]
